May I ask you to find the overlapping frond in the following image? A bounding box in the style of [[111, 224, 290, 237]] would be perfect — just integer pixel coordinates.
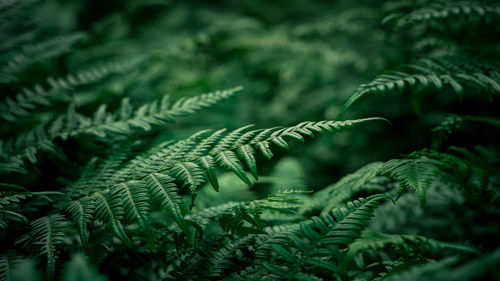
[[185, 191, 300, 235], [65, 118, 384, 247], [0, 87, 243, 174], [239, 195, 390, 279]]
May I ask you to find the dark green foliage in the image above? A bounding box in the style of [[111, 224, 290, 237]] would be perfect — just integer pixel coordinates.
[[1, 0, 499, 280]]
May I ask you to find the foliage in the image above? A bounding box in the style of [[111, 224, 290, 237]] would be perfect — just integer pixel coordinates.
[[1, 0, 499, 280]]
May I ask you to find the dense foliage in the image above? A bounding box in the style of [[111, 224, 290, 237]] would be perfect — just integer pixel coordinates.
[[1, 0, 500, 280]]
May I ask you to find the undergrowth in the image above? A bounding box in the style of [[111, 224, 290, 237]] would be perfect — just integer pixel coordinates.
[[1, 0, 499, 280]]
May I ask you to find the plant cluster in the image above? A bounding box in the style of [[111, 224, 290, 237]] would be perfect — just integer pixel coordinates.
[[1, 0, 499, 280]]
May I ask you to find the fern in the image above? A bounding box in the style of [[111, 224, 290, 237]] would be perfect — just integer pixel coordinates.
[[184, 190, 300, 235], [66, 198, 94, 248], [144, 173, 187, 233], [0, 87, 243, 173], [16, 214, 71, 281], [65, 118, 384, 246], [0, 33, 86, 84], [0, 59, 141, 122], [1, 0, 499, 280], [307, 155, 442, 210], [340, 57, 500, 116], [237, 195, 391, 279], [91, 191, 132, 247]]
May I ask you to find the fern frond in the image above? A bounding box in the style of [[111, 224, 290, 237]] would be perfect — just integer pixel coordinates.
[[20, 214, 71, 281], [0, 33, 85, 84], [307, 154, 442, 211], [314, 162, 386, 213], [139, 118, 386, 189], [203, 236, 255, 279], [87, 118, 383, 192], [67, 143, 133, 198], [270, 195, 387, 259], [183, 191, 300, 235], [66, 198, 94, 248], [0, 59, 140, 122], [340, 57, 500, 116], [245, 195, 389, 279], [111, 180, 155, 248], [305, 194, 391, 255], [144, 173, 187, 233], [76, 86, 243, 137], [92, 192, 132, 247], [380, 158, 441, 206]]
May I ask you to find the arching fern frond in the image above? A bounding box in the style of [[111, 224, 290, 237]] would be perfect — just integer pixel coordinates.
[[0, 59, 140, 122], [306, 154, 442, 211], [95, 117, 386, 192], [339, 57, 500, 117], [300, 194, 391, 255]]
